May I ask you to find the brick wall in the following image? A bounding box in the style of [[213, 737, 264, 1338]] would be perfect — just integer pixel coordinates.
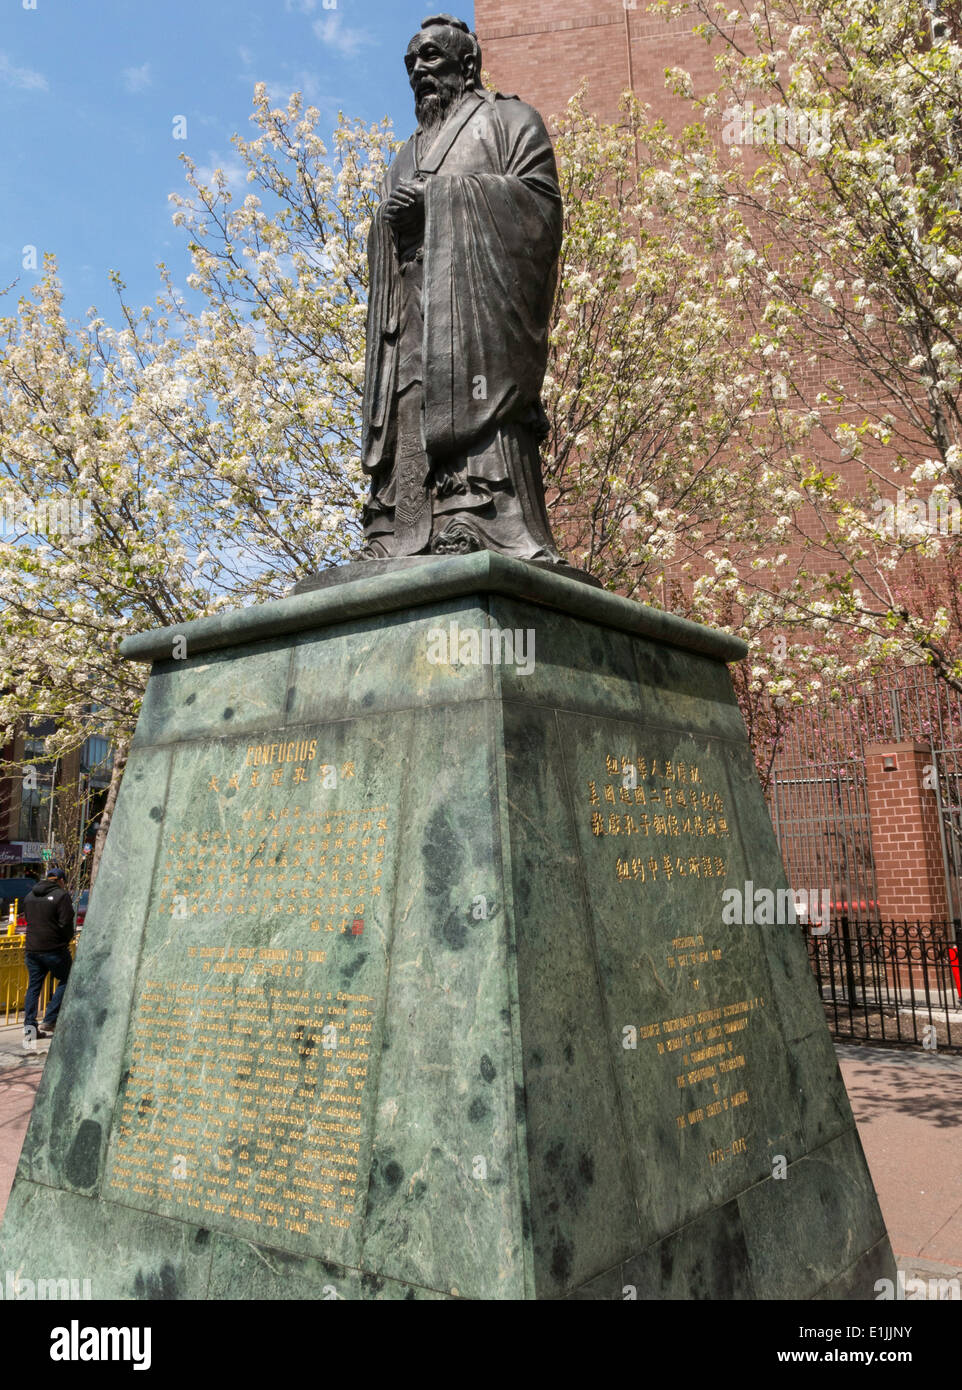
[[477, 0, 941, 600], [477, 0, 724, 133], [474, 1, 955, 925], [864, 742, 948, 921]]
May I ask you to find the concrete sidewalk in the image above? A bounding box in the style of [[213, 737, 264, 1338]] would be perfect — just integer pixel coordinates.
[[836, 1042, 962, 1287], [0, 1023, 53, 1222], [0, 1024, 958, 1293]]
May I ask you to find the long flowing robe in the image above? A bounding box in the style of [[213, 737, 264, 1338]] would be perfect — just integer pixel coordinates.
[[360, 87, 563, 558]]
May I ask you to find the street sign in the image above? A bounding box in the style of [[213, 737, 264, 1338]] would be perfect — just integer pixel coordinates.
[[41, 849, 52, 861]]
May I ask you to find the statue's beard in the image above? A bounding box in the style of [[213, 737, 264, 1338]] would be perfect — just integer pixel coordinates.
[[416, 77, 464, 133]]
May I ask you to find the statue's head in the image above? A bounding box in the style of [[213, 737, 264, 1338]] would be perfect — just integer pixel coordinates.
[[405, 14, 482, 132]]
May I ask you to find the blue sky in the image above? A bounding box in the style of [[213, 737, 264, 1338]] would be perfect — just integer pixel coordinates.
[[1, 0, 474, 324]]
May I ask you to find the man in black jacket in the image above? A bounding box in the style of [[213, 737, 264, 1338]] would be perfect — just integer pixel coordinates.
[[22, 865, 74, 1048]]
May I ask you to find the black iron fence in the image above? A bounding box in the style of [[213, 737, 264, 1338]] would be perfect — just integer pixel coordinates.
[[768, 666, 962, 922], [805, 918, 962, 1052]]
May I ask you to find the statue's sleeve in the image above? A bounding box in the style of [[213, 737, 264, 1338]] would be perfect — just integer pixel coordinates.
[[361, 202, 400, 471], [421, 101, 563, 458]]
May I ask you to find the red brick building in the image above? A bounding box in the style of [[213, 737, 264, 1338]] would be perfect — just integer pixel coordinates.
[[476, 0, 714, 133], [474, 0, 960, 929]]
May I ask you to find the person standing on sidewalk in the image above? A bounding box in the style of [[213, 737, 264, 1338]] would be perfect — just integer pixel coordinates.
[[21, 865, 74, 1051]]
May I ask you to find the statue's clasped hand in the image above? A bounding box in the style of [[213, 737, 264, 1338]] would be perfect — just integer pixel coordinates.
[[382, 177, 427, 233]]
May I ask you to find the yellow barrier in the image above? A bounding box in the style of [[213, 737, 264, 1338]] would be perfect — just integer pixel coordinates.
[[0, 937, 78, 1026]]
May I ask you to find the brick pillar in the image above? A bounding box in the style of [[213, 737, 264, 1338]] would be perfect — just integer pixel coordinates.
[[865, 741, 948, 922]]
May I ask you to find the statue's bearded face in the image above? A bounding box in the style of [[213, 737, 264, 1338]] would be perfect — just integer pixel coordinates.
[[405, 29, 467, 132]]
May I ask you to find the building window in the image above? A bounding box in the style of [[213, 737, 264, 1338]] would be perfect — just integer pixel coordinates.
[[18, 776, 53, 842], [82, 736, 111, 776]]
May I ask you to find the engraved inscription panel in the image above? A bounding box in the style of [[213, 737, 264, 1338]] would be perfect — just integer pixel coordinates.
[[586, 748, 760, 1155], [567, 729, 788, 1209], [102, 732, 396, 1260]]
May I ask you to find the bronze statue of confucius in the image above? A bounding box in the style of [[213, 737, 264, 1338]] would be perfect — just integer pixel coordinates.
[[360, 13, 562, 563]]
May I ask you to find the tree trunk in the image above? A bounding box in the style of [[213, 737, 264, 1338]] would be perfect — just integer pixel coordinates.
[[89, 740, 129, 893]]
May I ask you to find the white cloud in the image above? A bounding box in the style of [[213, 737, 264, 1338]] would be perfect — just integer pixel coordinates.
[[122, 63, 152, 94], [312, 15, 372, 56], [241, 70, 325, 106], [0, 52, 48, 92], [192, 157, 248, 196]]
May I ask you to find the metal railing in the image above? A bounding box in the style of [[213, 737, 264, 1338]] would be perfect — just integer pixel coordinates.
[[805, 918, 962, 1051], [0, 936, 76, 1026], [768, 667, 962, 924]]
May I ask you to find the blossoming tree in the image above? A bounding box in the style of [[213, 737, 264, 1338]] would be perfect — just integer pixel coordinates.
[[657, 0, 962, 696]]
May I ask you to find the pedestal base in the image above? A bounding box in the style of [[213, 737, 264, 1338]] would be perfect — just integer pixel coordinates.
[[0, 554, 894, 1299]]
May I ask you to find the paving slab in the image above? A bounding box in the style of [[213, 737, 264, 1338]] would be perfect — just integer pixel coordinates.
[[0, 1024, 52, 1222], [836, 1042, 962, 1270]]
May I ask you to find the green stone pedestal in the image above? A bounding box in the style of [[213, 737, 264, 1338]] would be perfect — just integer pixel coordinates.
[[0, 554, 894, 1299]]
